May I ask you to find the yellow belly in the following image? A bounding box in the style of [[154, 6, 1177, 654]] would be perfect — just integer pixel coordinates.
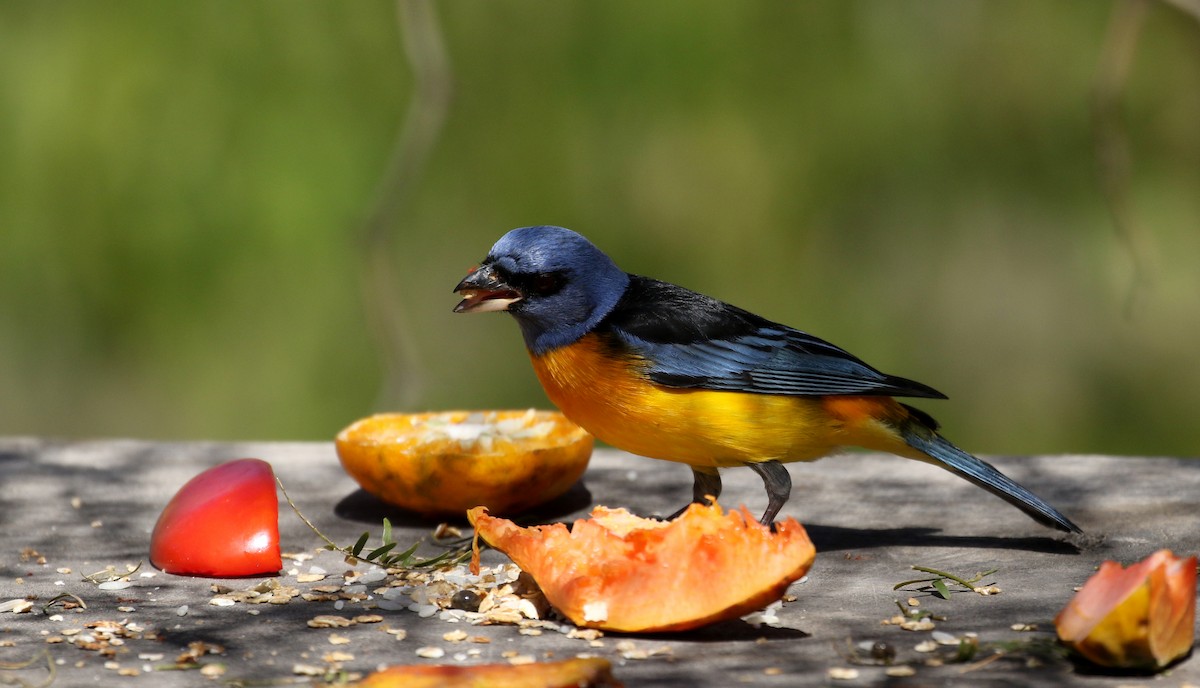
[[529, 334, 850, 468]]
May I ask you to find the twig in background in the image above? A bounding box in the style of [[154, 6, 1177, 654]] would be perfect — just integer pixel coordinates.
[[359, 0, 455, 411], [1092, 0, 1154, 318]]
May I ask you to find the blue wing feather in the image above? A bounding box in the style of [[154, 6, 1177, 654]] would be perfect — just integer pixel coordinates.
[[602, 276, 947, 399]]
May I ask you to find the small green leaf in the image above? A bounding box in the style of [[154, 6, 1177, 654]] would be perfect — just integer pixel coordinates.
[[932, 579, 951, 600], [954, 637, 979, 662], [893, 577, 939, 591], [391, 540, 422, 564], [366, 542, 398, 561], [382, 518, 394, 546], [351, 532, 370, 557]]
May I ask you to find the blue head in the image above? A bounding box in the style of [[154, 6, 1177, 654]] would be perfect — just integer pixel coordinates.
[[453, 226, 630, 354]]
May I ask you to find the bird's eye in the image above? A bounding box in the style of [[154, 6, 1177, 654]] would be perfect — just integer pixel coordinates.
[[528, 272, 564, 296]]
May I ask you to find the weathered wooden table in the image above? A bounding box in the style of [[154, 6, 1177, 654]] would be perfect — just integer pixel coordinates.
[[1, 437, 1197, 686]]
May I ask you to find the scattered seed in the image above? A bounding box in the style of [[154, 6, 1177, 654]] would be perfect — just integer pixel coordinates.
[[433, 523, 463, 540], [416, 646, 445, 659], [914, 640, 938, 653], [900, 619, 936, 632], [828, 667, 859, 680], [931, 631, 958, 645], [567, 628, 603, 641], [886, 665, 916, 677], [1011, 623, 1038, 632], [307, 615, 353, 629], [443, 630, 468, 643], [0, 600, 33, 614], [328, 634, 351, 645], [870, 641, 896, 662], [449, 589, 482, 612]]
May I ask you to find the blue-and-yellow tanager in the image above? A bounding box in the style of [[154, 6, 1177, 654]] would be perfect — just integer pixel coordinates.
[[453, 225, 1080, 533]]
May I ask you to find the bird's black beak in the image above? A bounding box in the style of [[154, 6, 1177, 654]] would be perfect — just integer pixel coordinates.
[[453, 264, 523, 313]]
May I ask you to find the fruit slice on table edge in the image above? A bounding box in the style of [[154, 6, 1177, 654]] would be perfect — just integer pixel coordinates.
[[469, 502, 816, 633], [1054, 549, 1197, 670], [352, 657, 622, 688], [149, 458, 282, 577], [336, 410, 593, 518]]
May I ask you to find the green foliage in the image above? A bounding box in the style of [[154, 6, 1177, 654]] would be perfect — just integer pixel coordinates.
[[277, 476, 470, 570], [894, 565, 1000, 599], [1, 2, 1198, 454]]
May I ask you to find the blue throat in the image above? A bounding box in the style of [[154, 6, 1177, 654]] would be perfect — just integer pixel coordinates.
[[514, 271, 630, 356]]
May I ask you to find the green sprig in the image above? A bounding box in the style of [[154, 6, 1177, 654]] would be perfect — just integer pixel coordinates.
[[276, 477, 470, 570]]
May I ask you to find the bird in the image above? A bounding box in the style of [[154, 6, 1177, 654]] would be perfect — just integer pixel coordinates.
[[452, 225, 1081, 533]]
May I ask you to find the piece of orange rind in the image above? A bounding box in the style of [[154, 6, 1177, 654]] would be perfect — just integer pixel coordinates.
[[470, 501, 815, 633], [336, 410, 592, 518]]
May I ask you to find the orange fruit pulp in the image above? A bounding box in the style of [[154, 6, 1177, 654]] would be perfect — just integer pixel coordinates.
[[336, 410, 593, 518]]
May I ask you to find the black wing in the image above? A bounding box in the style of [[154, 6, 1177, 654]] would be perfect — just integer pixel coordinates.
[[600, 276, 946, 399]]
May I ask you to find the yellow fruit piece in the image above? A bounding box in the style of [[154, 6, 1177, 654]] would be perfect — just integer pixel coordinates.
[[1055, 549, 1197, 670], [352, 657, 621, 688], [336, 410, 592, 518]]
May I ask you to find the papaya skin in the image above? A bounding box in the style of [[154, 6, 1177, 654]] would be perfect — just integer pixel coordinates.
[[470, 501, 816, 633]]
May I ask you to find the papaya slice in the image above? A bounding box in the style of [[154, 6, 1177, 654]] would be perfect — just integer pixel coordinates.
[[352, 657, 622, 688], [469, 502, 815, 633], [336, 410, 592, 518], [1054, 549, 1197, 669]]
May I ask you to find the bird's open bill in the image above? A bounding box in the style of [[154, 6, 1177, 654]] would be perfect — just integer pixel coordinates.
[[453, 264, 522, 313]]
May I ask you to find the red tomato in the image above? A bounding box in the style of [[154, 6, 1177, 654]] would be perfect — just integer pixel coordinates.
[[150, 458, 282, 577]]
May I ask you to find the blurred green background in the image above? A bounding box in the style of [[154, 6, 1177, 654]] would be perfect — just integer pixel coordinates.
[[2, 1, 1197, 456]]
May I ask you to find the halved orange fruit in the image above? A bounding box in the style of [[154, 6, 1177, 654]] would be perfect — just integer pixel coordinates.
[[469, 502, 815, 633], [352, 657, 621, 688], [336, 410, 592, 518]]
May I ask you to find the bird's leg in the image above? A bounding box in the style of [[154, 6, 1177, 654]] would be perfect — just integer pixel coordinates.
[[666, 466, 722, 520], [747, 460, 792, 526]]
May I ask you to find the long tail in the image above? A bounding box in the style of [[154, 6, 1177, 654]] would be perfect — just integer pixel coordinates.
[[902, 426, 1081, 534]]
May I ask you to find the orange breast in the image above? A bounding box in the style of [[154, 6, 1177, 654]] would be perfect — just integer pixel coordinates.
[[528, 334, 851, 468]]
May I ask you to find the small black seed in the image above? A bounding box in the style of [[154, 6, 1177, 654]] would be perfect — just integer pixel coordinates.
[[449, 589, 482, 612], [870, 641, 896, 663]]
